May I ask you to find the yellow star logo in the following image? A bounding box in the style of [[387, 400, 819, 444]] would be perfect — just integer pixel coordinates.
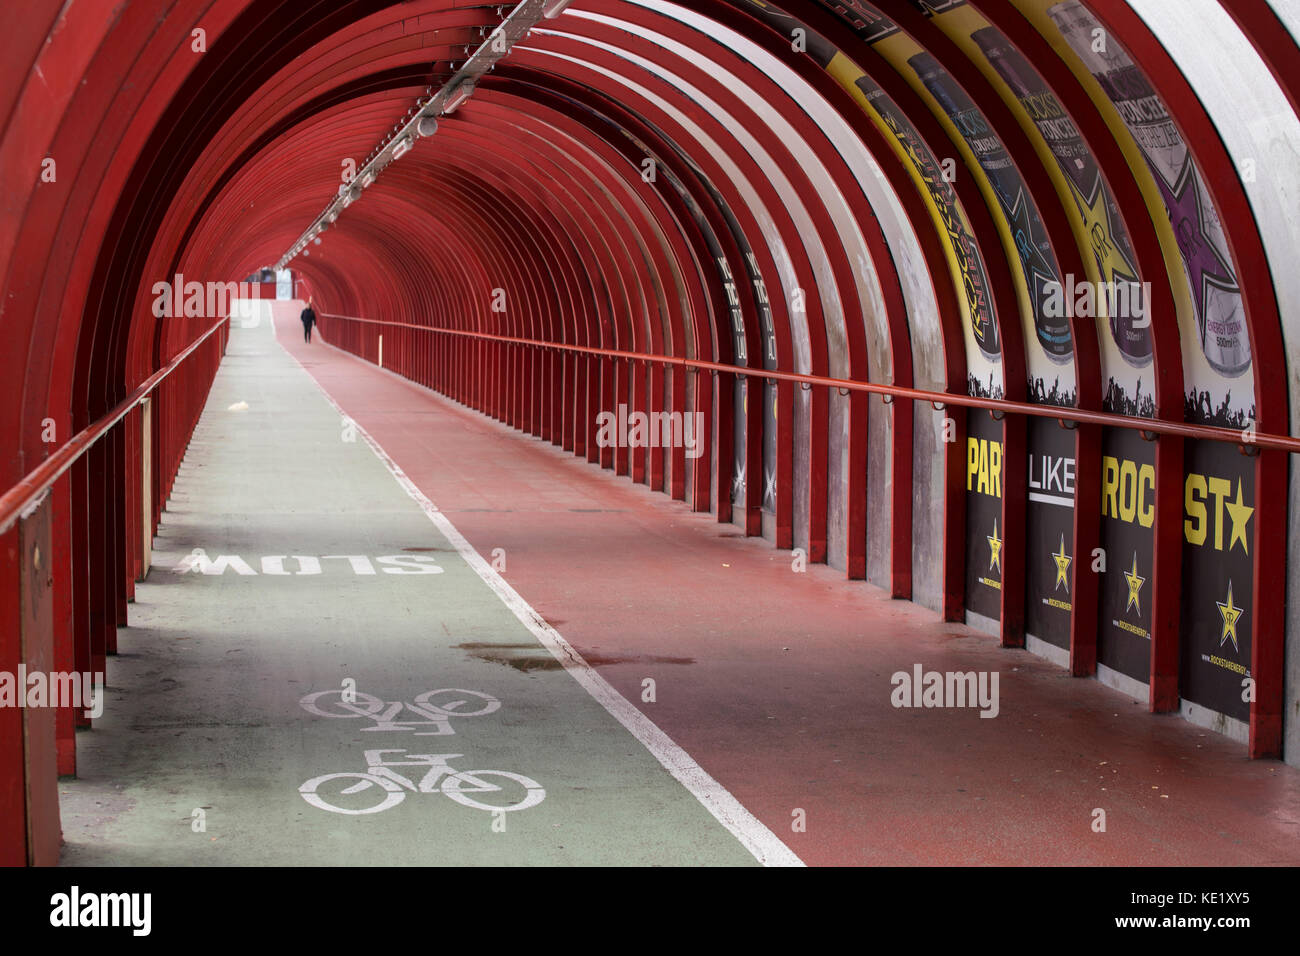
[[1052, 534, 1072, 592], [987, 519, 1002, 575], [1224, 480, 1253, 555], [1217, 580, 1244, 653], [1074, 177, 1141, 292], [1124, 552, 1145, 616]]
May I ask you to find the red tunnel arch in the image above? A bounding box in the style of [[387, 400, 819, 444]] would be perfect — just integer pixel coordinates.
[[3, 0, 1300, 866]]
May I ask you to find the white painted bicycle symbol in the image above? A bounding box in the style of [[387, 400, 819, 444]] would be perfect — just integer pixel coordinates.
[[299, 749, 546, 815], [299, 688, 499, 735]]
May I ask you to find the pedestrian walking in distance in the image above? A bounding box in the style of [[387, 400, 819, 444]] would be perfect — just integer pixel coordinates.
[[301, 297, 317, 343]]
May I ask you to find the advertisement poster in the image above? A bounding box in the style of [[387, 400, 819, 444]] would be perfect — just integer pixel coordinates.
[[1024, 417, 1077, 649], [1047, 0, 1254, 722], [964, 410, 1004, 622], [971, 24, 1152, 410], [1096, 428, 1154, 686], [748, 0, 1004, 400]]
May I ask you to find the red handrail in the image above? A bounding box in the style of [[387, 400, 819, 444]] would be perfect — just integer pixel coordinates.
[[0, 316, 229, 534], [321, 312, 1292, 454]]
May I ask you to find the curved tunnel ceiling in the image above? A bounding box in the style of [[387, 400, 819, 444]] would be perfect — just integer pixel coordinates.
[[8, 0, 1298, 438], [6, 0, 1300, 765]]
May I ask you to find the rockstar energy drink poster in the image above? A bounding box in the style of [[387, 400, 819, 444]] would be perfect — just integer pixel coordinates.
[[1039, 0, 1256, 724], [1179, 442, 1254, 722], [910, 1, 1160, 416], [965, 411, 1004, 622], [746, 0, 1003, 399], [855, 70, 1002, 394], [1025, 417, 1076, 650], [968, 24, 1152, 407], [963, 414, 1078, 643], [907, 50, 1075, 396], [815, 0, 899, 42], [1047, 0, 1251, 387], [1097, 429, 1154, 685], [904, 41, 1080, 644]]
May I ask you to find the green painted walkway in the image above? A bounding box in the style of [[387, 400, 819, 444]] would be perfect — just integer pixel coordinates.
[[58, 305, 785, 865]]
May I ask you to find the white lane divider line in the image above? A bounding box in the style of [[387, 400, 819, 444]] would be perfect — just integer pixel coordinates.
[[268, 308, 804, 867]]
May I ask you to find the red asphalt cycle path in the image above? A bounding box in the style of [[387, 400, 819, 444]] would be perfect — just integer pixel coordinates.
[[273, 301, 1300, 866]]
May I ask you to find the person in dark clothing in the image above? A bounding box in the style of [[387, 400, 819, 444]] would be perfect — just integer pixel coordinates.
[[301, 297, 317, 343]]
